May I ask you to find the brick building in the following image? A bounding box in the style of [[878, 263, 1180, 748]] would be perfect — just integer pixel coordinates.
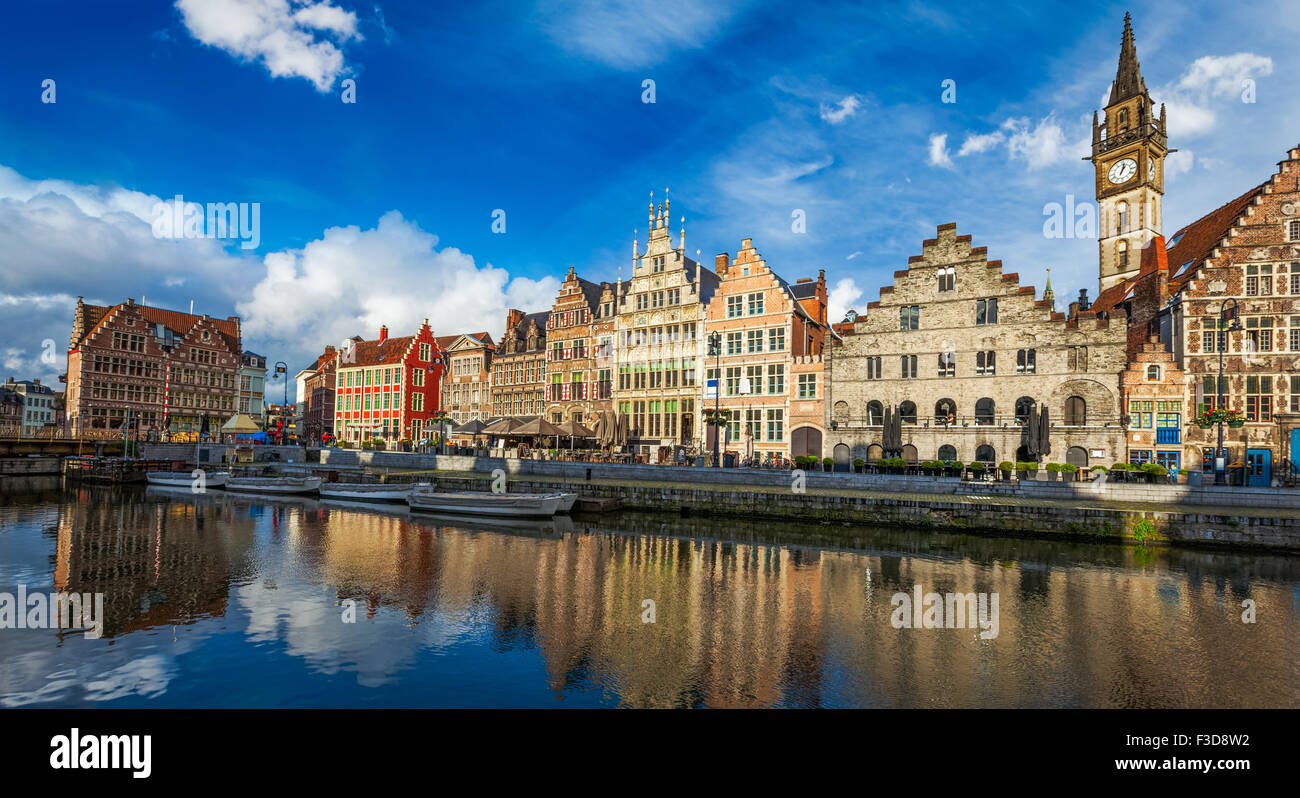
[[331, 321, 444, 445], [702, 238, 831, 460], [66, 297, 242, 437], [824, 224, 1128, 469], [613, 195, 718, 458], [544, 267, 613, 425], [296, 346, 338, 444], [1096, 143, 1300, 483], [491, 309, 549, 420]]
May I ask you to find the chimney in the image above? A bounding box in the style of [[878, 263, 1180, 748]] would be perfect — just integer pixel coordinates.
[[379, 325, 388, 343], [1077, 288, 1091, 312], [324, 345, 335, 354], [715, 253, 729, 277]]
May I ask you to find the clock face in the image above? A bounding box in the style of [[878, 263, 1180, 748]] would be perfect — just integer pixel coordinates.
[[1108, 158, 1138, 184]]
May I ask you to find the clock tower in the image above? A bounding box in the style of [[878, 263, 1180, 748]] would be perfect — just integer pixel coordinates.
[[1090, 13, 1173, 295]]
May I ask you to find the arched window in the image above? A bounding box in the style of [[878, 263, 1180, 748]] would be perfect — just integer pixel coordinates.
[[866, 401, 884, 426], [1117, 201, 1129, 234], [1117, 240, 1128, 269], [974, 398, 995, 425], [1015, 396, 1035, 423], [937, 266, 955, 292], [833, 401, 849, 423], [935, 398, 956, 424], [1146, 364, 1160, 382], [1118, 107, 1129, 129], [1064, 395, 1087, 426], [899, 401, 917, 424], [975, 444, 996, 463], [938, 444, 957, 462], [1016, 348, 1036, 373]]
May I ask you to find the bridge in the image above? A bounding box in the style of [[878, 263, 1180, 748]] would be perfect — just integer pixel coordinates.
[[0, 428, 126, 457]]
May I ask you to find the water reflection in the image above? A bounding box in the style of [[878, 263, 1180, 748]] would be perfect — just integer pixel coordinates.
[[0, 485, 1296, 708]]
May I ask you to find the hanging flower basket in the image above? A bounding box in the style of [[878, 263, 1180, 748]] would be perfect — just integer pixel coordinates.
[[1195, 408, 1245, 428], [1228, 419, 1246, 428]]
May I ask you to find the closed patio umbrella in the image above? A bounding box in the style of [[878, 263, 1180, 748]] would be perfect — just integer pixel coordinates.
[[1023, 404, 1040, 460], [1038, 406, 1052, 458]]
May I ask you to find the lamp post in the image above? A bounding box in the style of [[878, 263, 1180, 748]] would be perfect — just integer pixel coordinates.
[[707, 331, 723, 468], [1214, 298, 1242, 486]]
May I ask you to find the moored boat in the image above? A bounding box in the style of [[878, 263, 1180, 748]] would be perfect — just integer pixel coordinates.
[[146, 471, 229, 488], [225, 476, 322, 494], [548, 492, 578, 513], [407, 490, 560, 517], [319, 482, 429, 501]]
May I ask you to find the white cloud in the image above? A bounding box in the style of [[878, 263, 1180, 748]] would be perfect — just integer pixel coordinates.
[[175, 0, 361, 92], [819, 95, 861, 124], [828, 277, 863, 323], [237, 210, 560, 358], [1003, 115, 1072, 170], [1165, 149, 1195, 180], [536, 0, 739, 69], [927, 133, 953, 168], [1152, 52, 1272, 139], [0, 163, 560, 392], [957, 131, 1003, 156], [845, 250, 863, 260]]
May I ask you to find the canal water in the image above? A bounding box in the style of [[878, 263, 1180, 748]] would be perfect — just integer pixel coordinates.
[[1, 478, 1296, 708]]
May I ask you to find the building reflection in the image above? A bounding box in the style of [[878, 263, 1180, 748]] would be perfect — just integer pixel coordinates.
[[46, 489, 1300, 707]]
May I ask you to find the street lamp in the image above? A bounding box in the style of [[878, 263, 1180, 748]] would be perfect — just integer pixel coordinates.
[[1213, 298, 1243, 486], [707, 331, 722, 468]]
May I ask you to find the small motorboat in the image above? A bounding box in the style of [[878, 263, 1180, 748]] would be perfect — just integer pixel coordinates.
[[146, 471, 229, 488], [319, 482, 429, 501], [407, 490, 560, 518], [547, 492, 578, 513], [225, 476, 322, 494]]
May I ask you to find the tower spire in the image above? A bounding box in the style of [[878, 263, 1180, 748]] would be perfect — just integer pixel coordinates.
[[1109, 12, 1148, 106], [1043, 267, 1055, 311]]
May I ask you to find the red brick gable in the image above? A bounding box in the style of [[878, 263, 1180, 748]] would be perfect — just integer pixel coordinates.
[[1165, 184, 1265, 289]]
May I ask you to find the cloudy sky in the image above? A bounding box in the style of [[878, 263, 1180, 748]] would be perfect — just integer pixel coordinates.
[[1, 0, 1296, 395]]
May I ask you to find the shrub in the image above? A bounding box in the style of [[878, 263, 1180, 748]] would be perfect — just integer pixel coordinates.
[[891, 457, 907, 468], [877, 458, 891, 468], [1142, 463, 1169, 476], [1112, 462, 1129, 471], [1016, 461, 1037, 471], [822, 457, 833, 467], [1091, 464, 1108, 473], [998, 461, 1014, 472], [853, 458, 865, 467], [1046, 463, 1063, 472], [968, 461, 985, 471], [1061, 463, 1079, 473]]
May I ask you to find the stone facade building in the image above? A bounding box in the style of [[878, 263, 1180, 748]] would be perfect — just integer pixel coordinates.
[[238, 351, 267, 423], [2, 378, 57, 434], [491, 309, 549, 420], [66, 297, 242, 437], [439, 332, 494, 437], [824, 223, 1128, 469], [544, 267, 613, 425], [331, 322, 444, 445], [702, 238, 831, 460], [613, 196, 719, 458]]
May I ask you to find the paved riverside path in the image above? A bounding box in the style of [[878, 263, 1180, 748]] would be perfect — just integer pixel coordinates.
[[385, 467, 1300, 521]]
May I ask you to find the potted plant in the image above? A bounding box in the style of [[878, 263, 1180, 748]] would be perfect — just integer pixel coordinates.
[[1090, 464, 1108, 480], [1142, 462, 1169, 483], [967, 461, 986, 480], [1046, 462, 1063, 481], [920, 460, 938, 476], [876, 457, 890, 474], [1021, 461, 1039, 480], [889, 456, 905, 474], [853, 457, 865, 473], [1110, 462, 1131, 482], [1061, 463, 1080, 481], [999, 461, 1014, 481], [822, 457, 834, 472]]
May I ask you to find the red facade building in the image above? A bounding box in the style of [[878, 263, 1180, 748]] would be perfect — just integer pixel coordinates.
[[331, 321, 445, 445]]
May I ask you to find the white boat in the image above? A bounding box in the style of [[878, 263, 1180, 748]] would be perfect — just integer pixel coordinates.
[[407, 490, 560, 517], [547, 492, 577, 513], [225, 476, 322, 495], [319, 481, 429, 501], [146, 471, 229, 488]]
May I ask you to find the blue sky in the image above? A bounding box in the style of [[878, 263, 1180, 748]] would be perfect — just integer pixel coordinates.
[[1, 0, 1296, 392]]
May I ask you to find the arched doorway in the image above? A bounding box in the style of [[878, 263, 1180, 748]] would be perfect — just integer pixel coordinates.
[[935, 398, 956, 424], [975, 397, 995, 425], [866, 443, 883, 461], [1064, 396, 1087, 426], [975, 444, 996, 462], [833, 443, 851, 471], [938, 444, 957, 462], [1015, 396, 1035, 423], [866, 401, 884, 426], [1066, 446, 1088, 468], [901, 443, 918, 462], [899, 401, 917, 424], [791, 426, 822, 458]]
